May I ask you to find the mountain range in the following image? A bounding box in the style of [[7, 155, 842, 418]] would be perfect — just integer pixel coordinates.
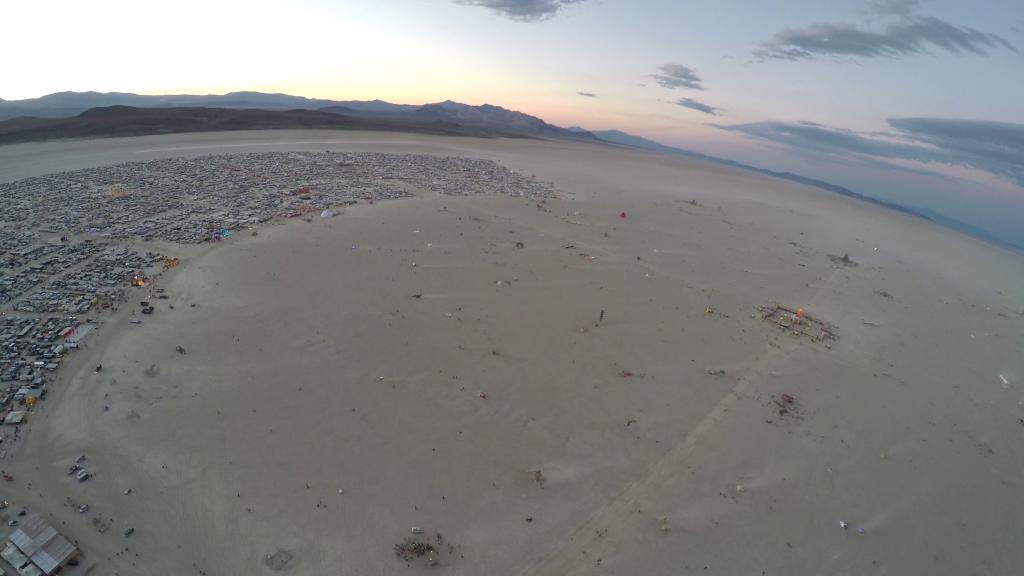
[[0, 91, 368, 119], [0, 91, 588, 140], [0, 91, 1018, 252], [0, 105, 538, 144]]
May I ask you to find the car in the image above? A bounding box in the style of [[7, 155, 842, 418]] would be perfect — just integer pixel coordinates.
[[75, 470, 91, 482]]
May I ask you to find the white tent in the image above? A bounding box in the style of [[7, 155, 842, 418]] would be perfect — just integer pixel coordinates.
[[320, 209, 336, 218]]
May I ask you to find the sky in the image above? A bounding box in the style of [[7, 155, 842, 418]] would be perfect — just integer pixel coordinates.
[[3, 0, 1023, 247]]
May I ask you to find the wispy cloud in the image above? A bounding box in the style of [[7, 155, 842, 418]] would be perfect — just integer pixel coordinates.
[[652, 64, 704, 90], [864, 0, 920, 17], [454, 0, 587, 22], [675, 97, 720, 115], [577, 91, 598, 98], [753, 2, 1016, 62], [714, 118, 1024, 187], [889, 118, 1024, 186]]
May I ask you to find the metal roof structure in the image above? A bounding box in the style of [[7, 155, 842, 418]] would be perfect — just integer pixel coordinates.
[[3, 412, 26, 425], [7, 515, 77, 576], [1, 543, 28, 571], [2, 542, 41, 576]]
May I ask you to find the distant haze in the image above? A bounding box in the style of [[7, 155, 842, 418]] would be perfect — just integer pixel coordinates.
[[3, 0, 1022, 249]]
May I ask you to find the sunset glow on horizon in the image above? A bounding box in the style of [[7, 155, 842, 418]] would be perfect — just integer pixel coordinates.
[[4, 0, 1023, 245]]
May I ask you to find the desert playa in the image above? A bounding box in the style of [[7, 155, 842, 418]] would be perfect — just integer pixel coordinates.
[[0, 130, 1022, 575]]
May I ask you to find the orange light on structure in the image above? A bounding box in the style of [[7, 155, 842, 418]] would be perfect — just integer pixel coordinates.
[[131, 275, 147, 287]]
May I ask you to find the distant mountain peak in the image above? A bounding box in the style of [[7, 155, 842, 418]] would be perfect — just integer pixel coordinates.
[[225, 90, 286, 97], [425, 100, 469, 111]]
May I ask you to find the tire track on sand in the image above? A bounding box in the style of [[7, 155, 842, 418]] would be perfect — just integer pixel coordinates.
[[518, 344, 790, 576], [520, 269, 845, 576]]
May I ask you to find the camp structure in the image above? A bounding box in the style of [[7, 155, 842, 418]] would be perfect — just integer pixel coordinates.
[[6, 514, 78, 575]]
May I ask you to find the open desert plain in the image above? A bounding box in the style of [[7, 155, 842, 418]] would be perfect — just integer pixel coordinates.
[[0, 130, 1022, 576]]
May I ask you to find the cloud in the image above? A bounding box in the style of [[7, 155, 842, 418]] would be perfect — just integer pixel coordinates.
[[754, 15, 1016, 61], [577, 91, 598, 98], [454, 0, 587, 22], [865, 0, 920, 17], [652, 64, 704, 90], [714, 120, 925, 158], [675, 97, 720, 115], [888, 118, 1024, 186], [713, 118, 1024, 187]]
